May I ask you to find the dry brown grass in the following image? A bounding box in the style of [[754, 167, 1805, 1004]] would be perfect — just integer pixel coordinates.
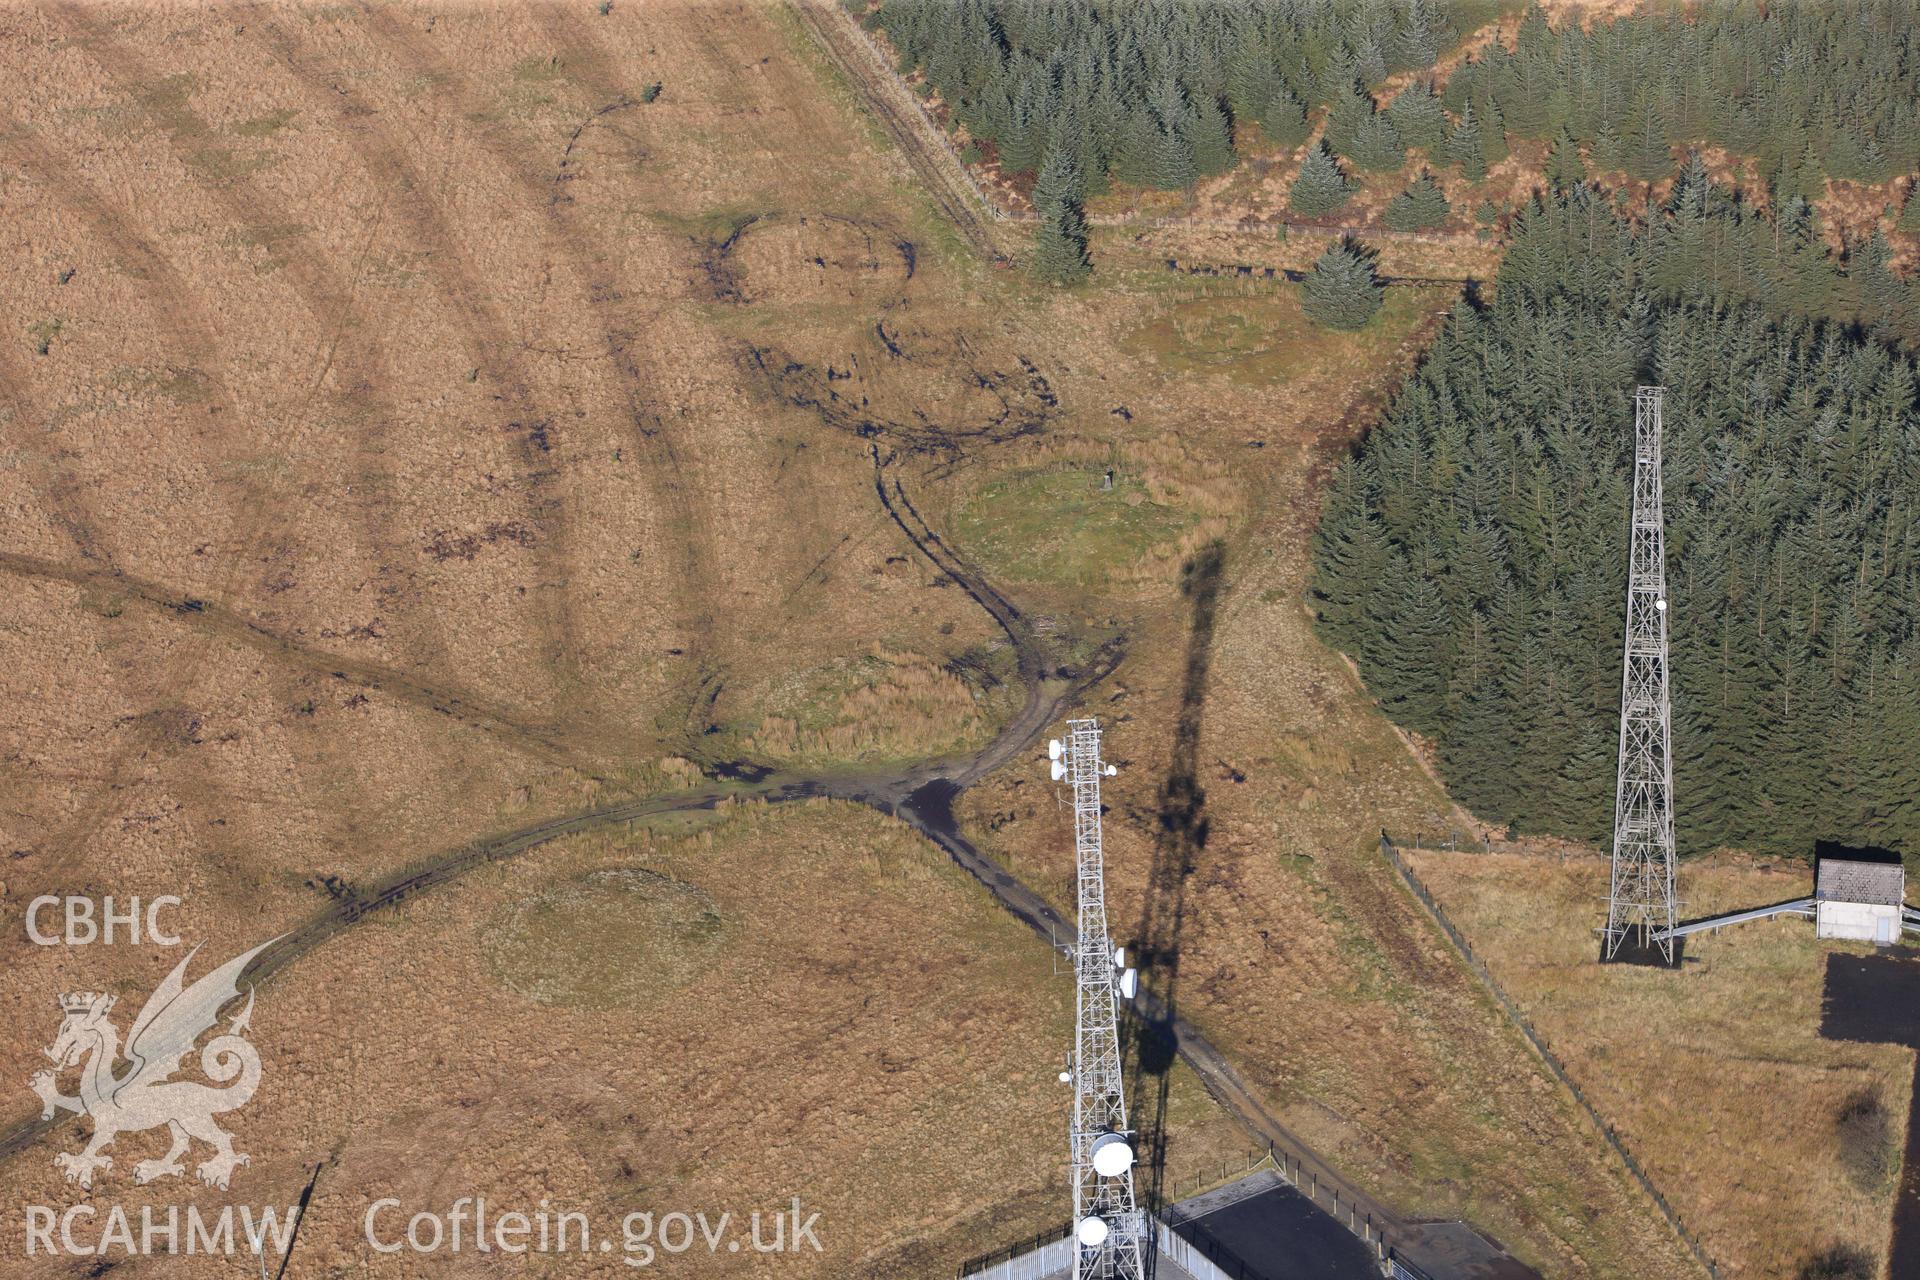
[[742, 646, 1008, 766], [932, 259, 1703, 1272], [0, 798, 1248, 1276], [0, 2, 1245, 1272], [0, 1, 1792, 1276], [1408, 847, 1914, 1279]]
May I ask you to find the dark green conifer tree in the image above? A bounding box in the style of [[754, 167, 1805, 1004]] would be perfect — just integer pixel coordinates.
[[1146, 122, 1198, 190], [1189, 94, 1236, 177], [1853, 230, 1911, 340], [1898, 183, 1920, 233], [1384, 172, 1450, 230], [997, 102, 1041, 175], [1310, 466, 1389, 641], [1260, 83, 1311, 149], [1301, 237, 1384, 330], [1772, 136, 1826, 207], [1110, 115, 1159, 189], [1393, 0, 1444, 71], [1386, 81, 1449, 151], [1324, 80, 1375, 158], [1622, 94, 1672, 183], [1349, 111, 1406, 172], [1288, 143, 1357, 218], [1546, 129, 1585, 189], [1225, 44, 1282, 129], [1031, 147, 1090, 283], [1446, 103, 1488, 180], [1481, 95, 1509, 164]]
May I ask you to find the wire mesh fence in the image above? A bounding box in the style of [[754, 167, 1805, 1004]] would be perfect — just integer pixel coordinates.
[[957, 1143, 1404, 1280], [1380, 833, 1721, 1279], [953, 1216, 1258, 1280], [955, 1228, 1072, 1280]]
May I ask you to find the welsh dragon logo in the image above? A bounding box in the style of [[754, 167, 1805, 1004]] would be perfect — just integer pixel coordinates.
[[30, 938, 278, 1191]]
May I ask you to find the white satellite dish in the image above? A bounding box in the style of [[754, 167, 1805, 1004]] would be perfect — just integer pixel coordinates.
[[1118, 968, 1138, 999], [1048, 739, 1064, 761], [1104, 764, 1117, 776], [1050, 760, 1067, 781], [1090, 1133, 1135, 1177], [1058, 1070, 1072, 1084], [1112, 946, 1126, 969], [1076, 1216, 1109, 1247], [1655, 599, 1668, 611]]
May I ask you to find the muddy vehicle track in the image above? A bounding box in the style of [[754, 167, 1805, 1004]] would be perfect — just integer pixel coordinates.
[[788, 0, 999, 263], [253, 13, 589, 715], [743, 341, 1059, 457], [699, 213, 762, 303], [431, 1, 727, 718], [0, 552, 605, 775], [0, 106, 276, 887]]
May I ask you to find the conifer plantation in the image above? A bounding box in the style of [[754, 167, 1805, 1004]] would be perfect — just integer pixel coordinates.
[[870, 0, 1920, 224], [867, 0, 1470, 188], [1312, 173, 1920, 861], [1450, 1, 1920, 193]]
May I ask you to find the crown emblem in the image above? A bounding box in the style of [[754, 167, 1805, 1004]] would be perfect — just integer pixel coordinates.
[[58, 991, 109, 1015]]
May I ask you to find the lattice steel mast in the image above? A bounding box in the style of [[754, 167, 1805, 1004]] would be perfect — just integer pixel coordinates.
[[1603, 386, 1679, 962], [1051, 719, 1147, 1279]]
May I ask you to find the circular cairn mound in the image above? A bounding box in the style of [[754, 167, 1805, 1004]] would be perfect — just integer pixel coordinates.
[[725, 213, 913, 305], [485, 867, 725, 1009]]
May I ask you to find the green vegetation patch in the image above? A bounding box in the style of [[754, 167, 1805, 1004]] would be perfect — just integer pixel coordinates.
[[184, 146, 279, 187], [485, 867, 725, 1008], [106, 364, 213, 404], [132, 74, 206, 139], [493, 54, 578, 120], [954, 466, 1195, 585], [232, 109, 300, 138], [220, 222, 308, 275], [27, 318, 62, 356], [1121, 286, 1428, 386]]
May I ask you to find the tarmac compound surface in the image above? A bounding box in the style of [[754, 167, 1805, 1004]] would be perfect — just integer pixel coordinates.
[[1821, 948, 1920, 1280], [1164, 1172, 1384, 1280]]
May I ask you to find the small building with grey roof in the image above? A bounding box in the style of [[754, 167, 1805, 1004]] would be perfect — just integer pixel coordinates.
[[1814, 842, 1906, 946]]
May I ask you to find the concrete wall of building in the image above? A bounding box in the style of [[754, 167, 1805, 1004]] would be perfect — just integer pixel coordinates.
[[1817, 900, 1902, 944]]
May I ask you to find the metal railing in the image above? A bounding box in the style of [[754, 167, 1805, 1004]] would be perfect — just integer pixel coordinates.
[[954, 1216, 1258, 1280], [1388, 1254, 1437, 1280], [958, 1146, 1402, 1280], [955, 1222, 1072, 1279], [1152, 1215, 1252, 1280]]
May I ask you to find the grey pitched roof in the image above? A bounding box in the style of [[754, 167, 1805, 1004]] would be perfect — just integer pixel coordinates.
[[1816, 856, 1906, 907]]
